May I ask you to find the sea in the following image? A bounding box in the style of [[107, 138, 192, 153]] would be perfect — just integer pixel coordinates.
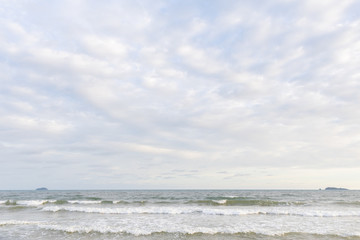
[[1, 189, 360, 240]]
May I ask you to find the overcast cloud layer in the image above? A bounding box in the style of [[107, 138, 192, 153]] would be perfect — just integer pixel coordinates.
[[1, 0, 360, 189]]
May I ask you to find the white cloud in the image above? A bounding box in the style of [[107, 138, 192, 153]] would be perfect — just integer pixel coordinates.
[[81, 35, 129, 59], [1, 0, 360, 189], [177, 45, 226, 75], [1, 115, 72, 134]]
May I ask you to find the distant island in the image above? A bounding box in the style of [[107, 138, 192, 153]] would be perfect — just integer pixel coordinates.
[[35, 187, 48, 191], [325, 187, 348, 191]]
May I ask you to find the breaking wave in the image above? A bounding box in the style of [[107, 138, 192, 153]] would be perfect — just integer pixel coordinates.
[[187, 199, 304, 206], [1, 219, 359, 238], [40, 205, 360, 217], [0, 220, 40, 226], [6, 198, 360, 207], [35, 224, 360, 238]]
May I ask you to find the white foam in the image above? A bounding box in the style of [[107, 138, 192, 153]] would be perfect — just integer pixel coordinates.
[[17, 200, 49, 206], [225, 195, 239, 198], [0, 220, 40, 226], [39, 224, 243, 236], [38, 222, 233, 235], [37, 222, 360, 237], [40, 205, 360, 217], [212, 199, 227, 204], [41, 206, 199, 214], [39, 224, 132, 235], [68, 200, 102, 204], [40, 206, 264, 216]]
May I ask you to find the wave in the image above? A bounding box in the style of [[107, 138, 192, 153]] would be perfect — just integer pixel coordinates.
[[4, 200, 17, 206], [0, 220, 40, 226], [84, 197, 102, 201], [0, 197, 305, 207], [40, 205, 360, 217], [0, 200, 113, 206], [53, 200, 68, 205], [2, 198, 360, 209], [335, 201, 360, 206], [1, 200, 75, 207], [2, 219, 360, 238], [187, 199, 304, 206], [35, 224, 360, 238], [10, 200, 49, 207], [42, 206, 200, 215], [68, 200, 102, 204], [38, 224, 263, 235]]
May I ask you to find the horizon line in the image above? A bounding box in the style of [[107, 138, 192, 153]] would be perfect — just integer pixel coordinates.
[[0, 188, 355, 191]]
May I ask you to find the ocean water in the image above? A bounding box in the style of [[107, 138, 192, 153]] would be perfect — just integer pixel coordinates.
[[1, 190, 360, 240]]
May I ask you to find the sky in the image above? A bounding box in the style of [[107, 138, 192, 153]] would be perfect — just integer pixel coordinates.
[[1, 0, 360, 190]]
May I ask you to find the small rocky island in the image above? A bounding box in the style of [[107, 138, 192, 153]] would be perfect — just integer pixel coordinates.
[[35, 187, 48, 191], [325, 187, 348, 190]]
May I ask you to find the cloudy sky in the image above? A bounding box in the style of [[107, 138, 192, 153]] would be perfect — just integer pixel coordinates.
[[1, 0, 360, 190]]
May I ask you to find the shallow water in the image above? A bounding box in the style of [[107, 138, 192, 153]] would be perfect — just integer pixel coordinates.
[[1, 190, 360, 239]]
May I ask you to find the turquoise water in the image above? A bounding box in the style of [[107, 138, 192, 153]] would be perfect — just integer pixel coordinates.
[[1, 190, 360, 239]]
